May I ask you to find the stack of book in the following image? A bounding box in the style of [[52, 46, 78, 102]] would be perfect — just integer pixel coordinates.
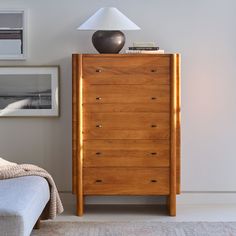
[[125, 42, 164, 54]]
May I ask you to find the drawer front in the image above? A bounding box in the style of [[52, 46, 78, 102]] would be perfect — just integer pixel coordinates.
[[84, 129, 169, 140], [83, 85, 169, 104], [84, 113, 169, 130], [83, 167, 170, 195], [83, 140, 169, 167], [84, 102, 169, 113], [82, 56, 170, 85]]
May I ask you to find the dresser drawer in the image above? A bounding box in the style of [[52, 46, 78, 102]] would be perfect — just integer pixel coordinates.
[[84, 113, 169, 130], [82, 56, 170, 85], [84, 102, 169, 113], [83, 167, 170, 195], [83, 139, 169, 167], [83, 85, 169, 104], [84, 129, 169, 140]]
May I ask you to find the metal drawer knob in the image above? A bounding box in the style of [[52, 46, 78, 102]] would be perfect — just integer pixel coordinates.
[[96, 124, 102, 128], [151, 69, 157, 73], [151, 97, 157, 100], [96, 152, 101, 155], [95, 179, 102, 183], [150, 180, 157, 183], [151, 124, 157, 128], [96, 97, 102, 100], [151, 152, 157, 156], [96, 69, 102, 73]]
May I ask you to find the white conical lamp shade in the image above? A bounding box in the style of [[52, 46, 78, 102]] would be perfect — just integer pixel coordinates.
[[77, 7, 140, 31]]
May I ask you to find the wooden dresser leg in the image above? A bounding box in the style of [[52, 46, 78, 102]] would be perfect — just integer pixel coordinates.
[[34, 219, 40, 229], [77, 195, 84, 216], [169, 194, 176, 216]]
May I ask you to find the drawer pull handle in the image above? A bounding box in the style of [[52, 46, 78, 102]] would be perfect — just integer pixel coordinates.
[[96, 124, 102, 128], [96, 69, 102, 73], [96, 97, 102, 100], [96, 152, 101, 155], [95, 179, 102, 183], [151, 152, 157, 155], [151, 124, 157, 128], [151, 180, 157, 183], [151, 69, 157, 73], [151, 97, 157, 100]]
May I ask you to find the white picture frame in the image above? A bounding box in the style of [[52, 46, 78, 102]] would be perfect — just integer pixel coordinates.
[[0, 9, 27, 60], [0, 66, 59, 117]]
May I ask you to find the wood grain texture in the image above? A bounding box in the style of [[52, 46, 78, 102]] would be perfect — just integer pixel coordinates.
[[83, 152, 169, 167], [83, 72, 169, 85], [83, 102, 170, 113], [77, 54, 83, 216], [84, 112, 169, 130], [169, 54, 178, 216], [84, 129, 170, 140], [83, 167, 170, 195], [83, 139, 170, 150], [83, 85, 169, 104], [83, 139, 170, 167], [83, 56, 170, 84], [72, 53, 181, 216], [83, 112, 170, 140], [82, 54, 173, 58], [83, 58, 170, 85], [176, 55, 181, 195]]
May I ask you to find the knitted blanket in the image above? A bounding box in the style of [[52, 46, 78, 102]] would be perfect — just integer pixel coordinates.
[[0, 164, 64, 219]]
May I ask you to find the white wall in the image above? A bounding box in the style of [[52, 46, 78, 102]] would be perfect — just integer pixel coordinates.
[[0, 0, 236, 197]]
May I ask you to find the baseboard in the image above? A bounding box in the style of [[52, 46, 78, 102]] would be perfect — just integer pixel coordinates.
[[59, 192, 236, 207], [177, 192, 236, 205]]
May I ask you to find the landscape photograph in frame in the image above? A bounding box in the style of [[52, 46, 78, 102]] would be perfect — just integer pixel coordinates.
[[0, 66, 59, 116]]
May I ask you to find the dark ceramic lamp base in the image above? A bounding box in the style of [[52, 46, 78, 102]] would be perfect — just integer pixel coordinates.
[[92, 30, 125, 54]]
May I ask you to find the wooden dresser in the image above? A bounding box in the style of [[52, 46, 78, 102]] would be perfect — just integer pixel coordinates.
[[72, 54, 181, 216]]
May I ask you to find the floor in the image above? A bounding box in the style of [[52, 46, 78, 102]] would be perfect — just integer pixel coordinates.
[[53, 204, 236, 222]]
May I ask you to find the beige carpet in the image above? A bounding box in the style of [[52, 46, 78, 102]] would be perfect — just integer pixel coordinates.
[[32, 221, 236, 236]]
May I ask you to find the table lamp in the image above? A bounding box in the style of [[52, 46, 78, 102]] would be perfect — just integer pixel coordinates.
[[77, 7, 140, 54]]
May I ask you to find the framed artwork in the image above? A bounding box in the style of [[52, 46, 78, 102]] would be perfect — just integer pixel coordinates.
[[0, 9, 27, 60], [0, 66, 59, 117]]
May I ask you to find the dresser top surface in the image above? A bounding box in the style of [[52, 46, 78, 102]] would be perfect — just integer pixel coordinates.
[[72, 53, 180, 57]]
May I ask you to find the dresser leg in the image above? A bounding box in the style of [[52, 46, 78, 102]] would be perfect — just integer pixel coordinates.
[[76, 195, 84, 216], [169, 194, 176, 216]]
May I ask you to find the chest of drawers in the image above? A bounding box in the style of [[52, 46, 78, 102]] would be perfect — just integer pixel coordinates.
[[72, 54, 181, 216]]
